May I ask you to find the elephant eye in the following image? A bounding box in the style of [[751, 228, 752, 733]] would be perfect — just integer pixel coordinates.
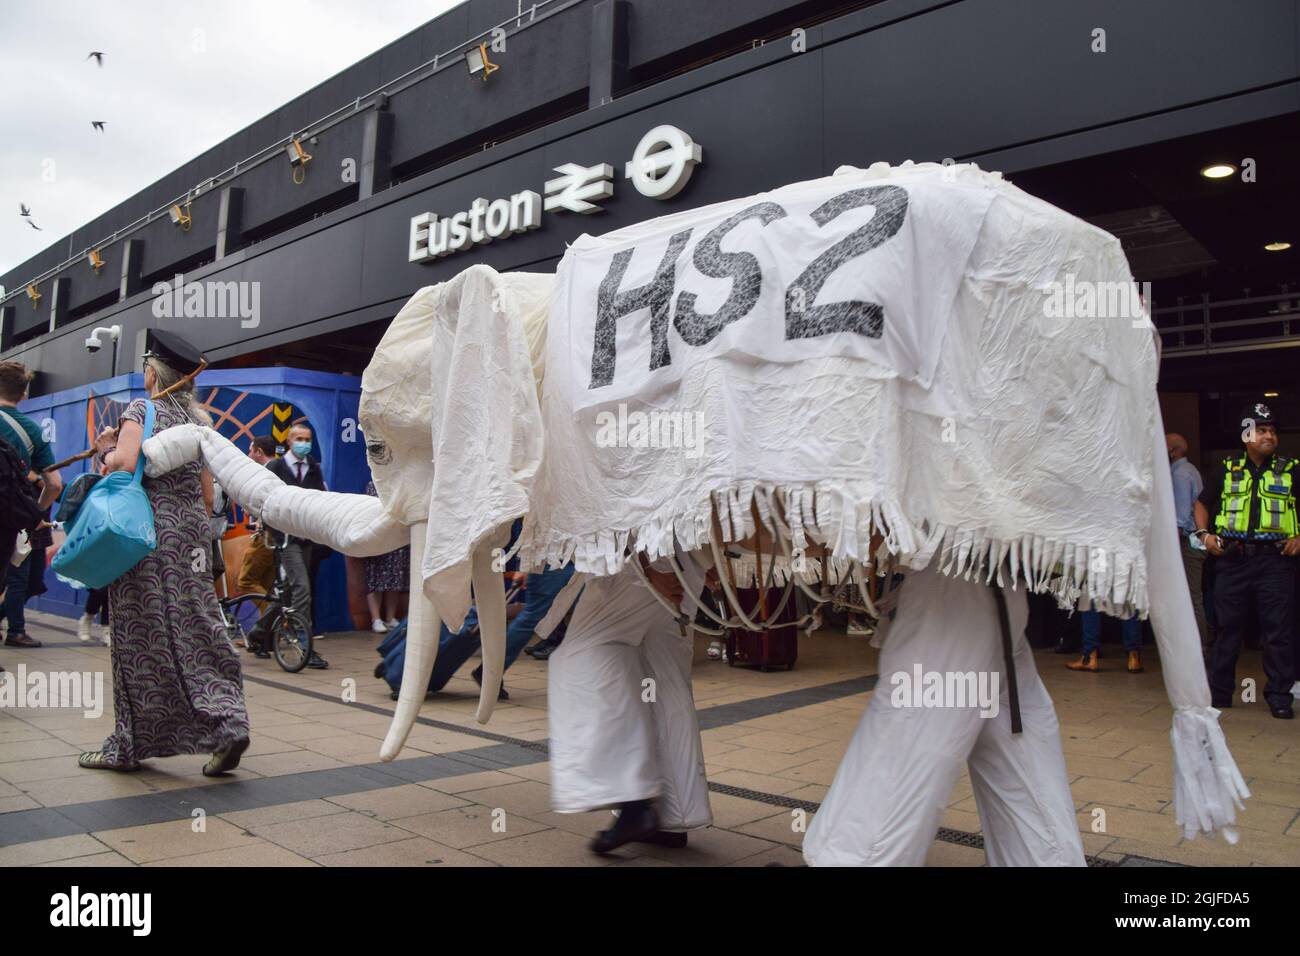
[[366, 441, 393, 466]]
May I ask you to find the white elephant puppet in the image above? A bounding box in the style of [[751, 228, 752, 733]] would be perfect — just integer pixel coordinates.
[[142, 161, 1248, 863]]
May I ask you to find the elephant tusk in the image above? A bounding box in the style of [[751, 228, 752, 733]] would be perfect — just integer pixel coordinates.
[[380, 521, 440, 760], [471, 526, 512, 724]]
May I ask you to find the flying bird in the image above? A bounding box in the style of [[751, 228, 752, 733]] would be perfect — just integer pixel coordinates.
[[91, 121, 106, 131], [19, 203, 31, 217], [27, 219, 42, 231], [87, 51, 104, 66]]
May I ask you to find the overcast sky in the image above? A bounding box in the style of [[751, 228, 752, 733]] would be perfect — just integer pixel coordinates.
[[0, 0, 463, 279]]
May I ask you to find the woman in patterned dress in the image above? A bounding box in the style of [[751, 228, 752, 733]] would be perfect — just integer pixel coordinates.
[[362, 479, 409, 632], [79, 333, 251, 775]]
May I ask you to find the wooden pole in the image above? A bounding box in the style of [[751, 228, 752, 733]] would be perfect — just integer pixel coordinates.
[[46, 359, 209, 471]]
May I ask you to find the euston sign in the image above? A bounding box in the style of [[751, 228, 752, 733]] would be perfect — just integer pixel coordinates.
[[408, 125, 702, 262]]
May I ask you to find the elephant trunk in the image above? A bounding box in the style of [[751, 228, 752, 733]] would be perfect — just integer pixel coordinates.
[[142, 423, 407, 557]]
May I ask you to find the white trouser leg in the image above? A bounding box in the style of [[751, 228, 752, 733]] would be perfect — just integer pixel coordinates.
[[639, 620, 713, 830], [804, 567, 1082, 866], [547, 570, 669, 813], [804, 568, 993, 865], [967, 629, 1086, 866]]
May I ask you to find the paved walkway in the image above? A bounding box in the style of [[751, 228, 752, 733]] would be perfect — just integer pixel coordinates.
[[0, 609, 1296, 867]]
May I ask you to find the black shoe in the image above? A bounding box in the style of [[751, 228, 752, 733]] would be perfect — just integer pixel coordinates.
[[373, 661, 387, 679], [1270, 704, 1294, 720], [531, 639, 560, 661], [254, 647, 272, 659], [1052, 637, 1076, 655], [1211, 697, 1233, 709], [590, 800, 659, 855], [639, 830, 688, 849], [5, 632, 41, 648], [471, 665, 508, 701], [306, 652, 329, 669]]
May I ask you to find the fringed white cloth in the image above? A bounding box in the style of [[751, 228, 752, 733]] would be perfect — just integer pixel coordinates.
[[523, 161, 1156, 616]]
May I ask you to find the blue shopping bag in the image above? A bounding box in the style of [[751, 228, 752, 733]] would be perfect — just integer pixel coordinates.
[[52, 401, 157, 590]]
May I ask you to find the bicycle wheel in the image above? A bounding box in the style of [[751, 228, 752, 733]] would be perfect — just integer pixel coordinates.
[[273, 611, 313, 673]]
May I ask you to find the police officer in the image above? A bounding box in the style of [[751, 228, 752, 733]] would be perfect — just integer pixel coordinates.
[[1193, 402, 1299, 719]]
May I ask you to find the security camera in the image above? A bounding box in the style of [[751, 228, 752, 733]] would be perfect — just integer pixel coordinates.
[[85, 324, 121, 353]]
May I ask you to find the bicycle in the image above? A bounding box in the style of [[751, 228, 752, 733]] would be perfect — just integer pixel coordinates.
[[217, 530, 313, 673]]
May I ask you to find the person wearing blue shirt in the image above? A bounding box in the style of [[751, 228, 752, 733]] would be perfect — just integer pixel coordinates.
[[1167, 433, 1209, 647]]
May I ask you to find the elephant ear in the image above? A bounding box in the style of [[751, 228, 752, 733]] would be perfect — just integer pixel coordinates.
[[360, 284, 441, 526], [416, 265, 554, 634]]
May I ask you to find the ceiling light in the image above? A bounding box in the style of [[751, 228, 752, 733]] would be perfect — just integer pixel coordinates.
[[169, 203, 192, 230], [1264, 391, 1279, 398], [466, 43, 499, 81], [1264, 241, 1291, 252], [1200, 163, 1235, 179], [286, 138, 313, 184]]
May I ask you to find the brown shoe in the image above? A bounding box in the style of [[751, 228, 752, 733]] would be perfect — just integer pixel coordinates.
[[1066, 650, 1100, 671], [5, 632, 41, 648], [1127, 650, 1143, 673]]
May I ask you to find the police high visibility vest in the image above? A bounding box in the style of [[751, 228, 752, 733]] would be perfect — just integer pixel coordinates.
[[1214, 454, 1297, 539]]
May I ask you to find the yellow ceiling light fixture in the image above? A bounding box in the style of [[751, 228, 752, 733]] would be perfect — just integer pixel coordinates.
[[466, 42, 499, 81], [1200, 163, 1235, 179], [88, 248, 105, 273], [26, 284, 41, 308], [287, 138, 313, 184], [1264, 391, 1280, 398], [1264, 241, 1291, 252], [168, 202, 192, 231]]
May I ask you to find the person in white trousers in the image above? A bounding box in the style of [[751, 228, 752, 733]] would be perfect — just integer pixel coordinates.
[[547, 554, 713, 855], [803, 564, 1085, 866]]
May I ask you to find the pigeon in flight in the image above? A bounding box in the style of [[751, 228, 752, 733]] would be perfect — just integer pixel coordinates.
[[91, 121, 106, 131], [87, 51, 104, 66], [19, 203, 31, 217], [27, 219, 42, 231]]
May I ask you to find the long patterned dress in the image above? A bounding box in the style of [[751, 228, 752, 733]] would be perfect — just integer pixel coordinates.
[[101, 398, 249, 763], [362, 480, 410, 593]]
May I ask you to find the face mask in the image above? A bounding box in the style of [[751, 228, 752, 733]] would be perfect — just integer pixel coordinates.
[[291, 441, 312, 458]]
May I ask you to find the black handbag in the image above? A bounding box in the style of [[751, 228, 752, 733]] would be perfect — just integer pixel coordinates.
[[55, 472, 103, 526]]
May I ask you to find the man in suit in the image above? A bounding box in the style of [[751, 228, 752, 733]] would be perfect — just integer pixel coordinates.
[[250, 421, 329, 669]]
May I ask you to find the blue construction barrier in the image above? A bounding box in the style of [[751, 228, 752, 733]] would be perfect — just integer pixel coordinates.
[[20, 367, 368, 632]]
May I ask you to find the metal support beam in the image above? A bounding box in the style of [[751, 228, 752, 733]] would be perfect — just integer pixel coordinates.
[[359, 99, 394, 200], [588, 0, 628, 109], [215, 187, 245, 260], [48, 277, 72, 333], [119, 238, 145, 301], [0, 305, 14, 352]]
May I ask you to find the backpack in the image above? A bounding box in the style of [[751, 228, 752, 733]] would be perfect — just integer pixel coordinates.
[[0, 436, 42, 533]]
